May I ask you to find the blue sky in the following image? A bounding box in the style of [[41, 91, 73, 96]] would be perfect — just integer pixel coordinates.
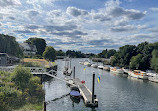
[[0, 0, 158, 53]]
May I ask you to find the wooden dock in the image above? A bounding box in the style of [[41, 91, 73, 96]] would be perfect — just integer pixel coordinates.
[[73, 78, 98, 107]]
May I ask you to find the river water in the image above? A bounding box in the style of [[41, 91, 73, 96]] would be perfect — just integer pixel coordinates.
[[43, 58, 158, 111]]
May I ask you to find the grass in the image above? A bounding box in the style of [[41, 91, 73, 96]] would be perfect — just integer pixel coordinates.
[[23, 58, 56, 68], [13, 103, 43, 111]]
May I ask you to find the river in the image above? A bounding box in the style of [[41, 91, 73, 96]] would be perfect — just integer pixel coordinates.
[[43, 58, 158, 111]]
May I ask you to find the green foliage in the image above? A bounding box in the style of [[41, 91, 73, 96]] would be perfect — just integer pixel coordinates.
[[12, 66, 32, 91], [43, 46, 56, 61], [0, 66, 44, 110], [56, 50, 65, 56], [111, 45, 137, 67], [66, 50, 86, 58], [22, 62, 42, 67], [0, 34, 23, 57], [25, 38, 46, 56], [151, 50, 158, 72], [98, 49, 116, 58], [130, 54, 143, 70]]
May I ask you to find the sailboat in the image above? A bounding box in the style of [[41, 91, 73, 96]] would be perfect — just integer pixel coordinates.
[[63, 57, 72, 76]]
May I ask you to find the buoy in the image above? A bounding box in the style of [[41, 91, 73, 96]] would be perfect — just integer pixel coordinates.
[[81, 80, 85, 84]]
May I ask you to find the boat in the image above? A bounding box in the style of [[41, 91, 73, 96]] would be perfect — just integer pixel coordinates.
[[70, 86, 81, 102], [63, 57, 72, 76], [147, 70, 158, 82], [110, 67, 124, 74], [98, 65, 104, 69], [103, 66, 110, 71], [91, 64, 98, 68], [128, 70, 148, 80], [79, 61, 84, 65], [122, 67, 129, 74]]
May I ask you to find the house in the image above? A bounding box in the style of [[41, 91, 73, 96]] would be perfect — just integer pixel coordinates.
[[20, 43, 37, 56]]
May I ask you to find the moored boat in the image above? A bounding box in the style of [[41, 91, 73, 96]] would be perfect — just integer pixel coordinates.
[[147, 70, 158, 82], [70, 86, 81, 101], [128, 70, 148, 80], [110, 67, 124, 74], [103, 66, 110, 71], [98, 65, 104, 69], [91, 64, 98, 68]]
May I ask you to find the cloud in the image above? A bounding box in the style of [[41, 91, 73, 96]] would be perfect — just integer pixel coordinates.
[[44, 24, 77, 32], [14, 29, 35, 34], [0, 0, 21, 7], [131, 33, 155, 38], [148, 27, 158, 32], [88, 39, 112, 46], [25, 24, 40, 29], [28, 10, 39, 17], [92, 13, 111, 22], [150, 7, 158, 11], [105, 0, 146, 20], [111, 25, 147, 32], [51, 30, 87, 37], [66, 7, 88, 17]]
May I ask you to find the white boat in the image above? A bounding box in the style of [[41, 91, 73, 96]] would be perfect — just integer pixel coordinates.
[[147, 70, 158, 82], [128, 70, 148, 80], [110, 67, 124, 74], [98, 65, 104, 69], [84, 61, 91, 66], [79, 61, 84, 65], [91, 64, 98, 68], [103, 66, 110, 71], [122, 67, 129, 74]]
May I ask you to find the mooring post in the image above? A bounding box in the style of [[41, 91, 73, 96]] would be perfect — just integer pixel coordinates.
[[73, 66, 75, 79], [44, 101, 46, 111], [92, 72, 95, 103]]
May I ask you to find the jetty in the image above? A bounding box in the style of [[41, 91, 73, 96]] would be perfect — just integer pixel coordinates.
[[73, 77, 98, 107]]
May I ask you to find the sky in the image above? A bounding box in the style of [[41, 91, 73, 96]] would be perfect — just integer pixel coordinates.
[[0, 0, 158, 53]]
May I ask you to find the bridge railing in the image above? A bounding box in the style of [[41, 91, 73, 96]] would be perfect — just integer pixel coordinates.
[[0, 66, 46, 73]]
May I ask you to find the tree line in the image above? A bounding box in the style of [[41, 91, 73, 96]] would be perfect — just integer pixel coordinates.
[[110, 42, 158, 72]]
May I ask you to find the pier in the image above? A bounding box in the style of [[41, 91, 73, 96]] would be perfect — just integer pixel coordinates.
[[73, 78, 98, 107]]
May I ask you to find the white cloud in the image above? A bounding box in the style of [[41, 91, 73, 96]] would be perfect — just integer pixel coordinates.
[[66, 7, 88, 17], [150, 7, 158, 11], [0, 0, 21, 7]]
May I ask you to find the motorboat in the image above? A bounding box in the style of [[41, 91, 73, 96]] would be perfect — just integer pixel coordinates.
[[147, 70, 158, 82], [110, 67, 124, 74], [70, 86, 81, 102], [91, 64, 98, 68], [128, 70, 148, 80], [98, 65, 104, 69], [103, 66, 110, 71]]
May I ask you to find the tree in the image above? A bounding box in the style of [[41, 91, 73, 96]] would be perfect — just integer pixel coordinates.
[[43, 46, 56, 61], [25, 38, 46, 55], [130, 54, 143, 70], [12, 66, 32, 91], [106, 49, 116, 58], [111, 45, 137, 67], [151, 49, 158, 72], [56, 50, 65, 56], [0, 34, 23, 57]]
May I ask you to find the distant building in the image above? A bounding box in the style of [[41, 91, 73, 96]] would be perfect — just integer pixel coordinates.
[[0, 53, 20, 66], [20, 43, 37, 56]]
